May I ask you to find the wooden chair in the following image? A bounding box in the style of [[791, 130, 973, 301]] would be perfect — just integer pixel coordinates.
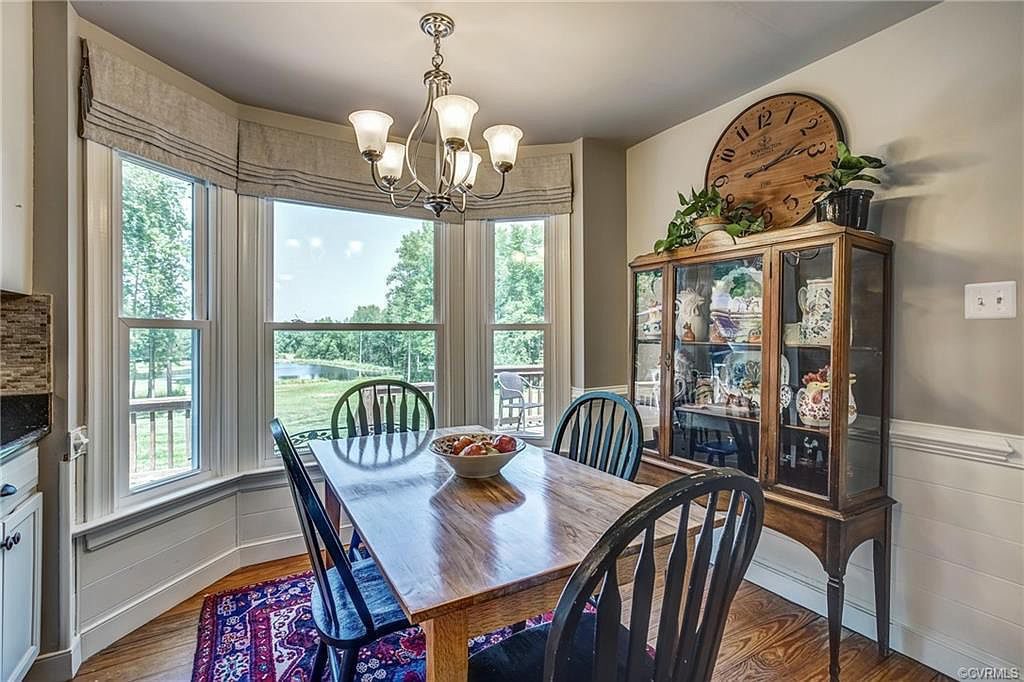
[[552, 391, 644, 482], [468, 468, 765, 682], [330, 379, 434, 560], [270, 418, 411, 681], [330, 378, 435, 439]]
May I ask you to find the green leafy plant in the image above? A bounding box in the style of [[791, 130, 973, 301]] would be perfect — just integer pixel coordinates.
[[809, 141, 885, 195], [654, 186, 766, 253]]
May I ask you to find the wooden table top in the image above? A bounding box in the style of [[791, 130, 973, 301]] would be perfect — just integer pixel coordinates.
[[309, 426, 708, 623]]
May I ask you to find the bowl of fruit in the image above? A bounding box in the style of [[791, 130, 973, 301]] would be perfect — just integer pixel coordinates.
[[430, 432, 526, 479]]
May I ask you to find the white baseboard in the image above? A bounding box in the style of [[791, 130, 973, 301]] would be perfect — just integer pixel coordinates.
[[744, 557, 1019, 679], [76, 533, 309, 671], [24, 637, 80, 682]]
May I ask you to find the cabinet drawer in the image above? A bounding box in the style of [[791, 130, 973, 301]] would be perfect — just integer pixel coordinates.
[[1, 492, 42, 682], [0, 447, 38, 518]]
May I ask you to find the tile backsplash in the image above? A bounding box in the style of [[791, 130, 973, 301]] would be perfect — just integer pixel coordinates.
[[0, 293, 52, 395]]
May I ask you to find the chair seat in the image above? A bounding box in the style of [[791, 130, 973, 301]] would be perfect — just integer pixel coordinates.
[[310, 558, 408, 647], [468, 613, 654, 682]]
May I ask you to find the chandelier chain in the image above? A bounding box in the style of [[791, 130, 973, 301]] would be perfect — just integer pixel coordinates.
[[431, 33, 444, 69]]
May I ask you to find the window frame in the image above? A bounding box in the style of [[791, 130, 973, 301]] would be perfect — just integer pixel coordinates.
[[256, 198, 455, 465], [85, 144, 221, 516], [466, 215, 571, 445]]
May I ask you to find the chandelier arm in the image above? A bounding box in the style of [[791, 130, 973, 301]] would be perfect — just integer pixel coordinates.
[[449, 139, 474, 191], [404, 89, 437, 195], [389, 185, 425, 210], [450, 191, 467, 214], [461, 171, 508, 201]]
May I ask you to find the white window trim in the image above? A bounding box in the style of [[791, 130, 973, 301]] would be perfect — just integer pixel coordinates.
[[84, 142, 227, 520], [253, 198, 461, 465], [464, 214, 571, 446]]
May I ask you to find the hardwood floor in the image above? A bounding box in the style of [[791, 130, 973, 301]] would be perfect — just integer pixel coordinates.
[[73, 555, 947, 681]]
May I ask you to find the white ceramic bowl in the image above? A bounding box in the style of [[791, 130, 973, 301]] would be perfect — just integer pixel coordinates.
[[430, 433, 525, 479]]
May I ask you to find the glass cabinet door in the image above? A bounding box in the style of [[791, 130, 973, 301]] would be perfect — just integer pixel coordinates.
[[777, 245, 835, 496], [846, 247, 887, 497], [632, 268, 664, 454], [669, 255, 764, 477]]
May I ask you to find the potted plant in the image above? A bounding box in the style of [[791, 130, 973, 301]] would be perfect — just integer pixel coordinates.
[[809, 142, 885, 229], [655, 186, 765, 253]]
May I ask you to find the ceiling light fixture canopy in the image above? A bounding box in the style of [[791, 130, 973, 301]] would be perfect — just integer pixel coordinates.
[[348, 12, 522, 218]]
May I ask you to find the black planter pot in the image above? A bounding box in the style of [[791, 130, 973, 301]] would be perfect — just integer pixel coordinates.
[[815, 188, 874, 229]]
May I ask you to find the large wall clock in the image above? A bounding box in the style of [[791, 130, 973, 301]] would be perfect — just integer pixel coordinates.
[[705, 93, 843, 229]]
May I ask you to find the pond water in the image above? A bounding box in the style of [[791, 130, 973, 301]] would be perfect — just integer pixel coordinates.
[[274, 362, 373, 382]]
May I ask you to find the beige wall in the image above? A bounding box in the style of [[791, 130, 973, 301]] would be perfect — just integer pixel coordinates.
[[627, 2, 1024, 434]]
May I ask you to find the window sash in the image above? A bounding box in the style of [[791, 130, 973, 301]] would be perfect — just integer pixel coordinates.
[[260, 199, 450, 463], [112, 152, 214, 505]]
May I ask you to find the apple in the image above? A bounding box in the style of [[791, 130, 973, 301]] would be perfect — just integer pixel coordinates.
[[452, 436, 475, 453], [492, 435, 517, 453], [458, 443, 488, 457]]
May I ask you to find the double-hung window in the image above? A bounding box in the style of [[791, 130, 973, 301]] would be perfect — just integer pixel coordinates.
[[113, 156, 211, 496], [264, 201, 443, 452]]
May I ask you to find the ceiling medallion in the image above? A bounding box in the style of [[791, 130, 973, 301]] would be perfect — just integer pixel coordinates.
[[348, 13, 523, 217]]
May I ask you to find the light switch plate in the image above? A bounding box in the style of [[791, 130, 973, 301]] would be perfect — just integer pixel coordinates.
[[964, 281, 1017, 319]]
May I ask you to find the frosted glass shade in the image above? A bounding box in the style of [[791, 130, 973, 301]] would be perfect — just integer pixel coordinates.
[[483, 125, 523, 172], [378, 142, 406, 183], [453, 151, 482, 188], [432, 95, 478, 149], [348, 110, 393, 159]]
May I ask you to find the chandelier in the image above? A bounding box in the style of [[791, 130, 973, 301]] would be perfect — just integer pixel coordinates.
[[348, 13, 523, 218]]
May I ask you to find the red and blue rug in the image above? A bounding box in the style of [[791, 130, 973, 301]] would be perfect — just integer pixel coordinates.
[[191, 571, 556, 682]]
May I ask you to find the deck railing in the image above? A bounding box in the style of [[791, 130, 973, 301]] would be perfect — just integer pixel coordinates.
[[128, 396, 193, 479]]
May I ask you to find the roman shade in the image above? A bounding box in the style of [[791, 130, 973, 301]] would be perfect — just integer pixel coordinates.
[[238, 121, 573, 222], [79, 40, 238, 189]]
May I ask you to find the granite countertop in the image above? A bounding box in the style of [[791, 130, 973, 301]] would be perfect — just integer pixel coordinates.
[[0, 392, 51, 460], [0, 426, 49, 460]]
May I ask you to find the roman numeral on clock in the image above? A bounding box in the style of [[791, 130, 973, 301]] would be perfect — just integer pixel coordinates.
[[735, 125, 750, 142]]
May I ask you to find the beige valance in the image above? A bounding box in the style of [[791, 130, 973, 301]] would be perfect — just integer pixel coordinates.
[[238, 121, 573, 222], [79, 40, 238, 189]]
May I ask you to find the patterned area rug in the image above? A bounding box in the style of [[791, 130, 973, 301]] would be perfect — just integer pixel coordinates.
[[191, 571, 556, 682]]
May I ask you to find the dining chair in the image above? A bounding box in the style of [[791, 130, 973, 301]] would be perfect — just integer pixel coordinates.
[[468, 468, 764, 682], [497, 371, 544, 431], [552, 391, 644, 482], [270, 418, 411, 682], [330, 379, 434, 560], [330, 378, 435, 439]]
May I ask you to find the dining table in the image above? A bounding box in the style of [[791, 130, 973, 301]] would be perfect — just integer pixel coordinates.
[[308, 425, 711, 682]]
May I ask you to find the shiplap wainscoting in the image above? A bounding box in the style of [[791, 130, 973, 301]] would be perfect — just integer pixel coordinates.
[[746, 420, 1023, 679], [72, 471, 349, 665]]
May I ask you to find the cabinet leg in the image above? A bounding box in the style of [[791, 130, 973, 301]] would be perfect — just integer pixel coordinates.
[[873, 510, 892, 658], [826, 572, 845, 681]]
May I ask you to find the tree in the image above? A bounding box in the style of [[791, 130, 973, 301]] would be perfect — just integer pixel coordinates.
[[121, 161, 194, 398], [493, 222, 545, 367]]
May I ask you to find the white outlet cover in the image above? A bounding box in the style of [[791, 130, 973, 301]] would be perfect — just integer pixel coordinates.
[[964, 281, 1017, 320]]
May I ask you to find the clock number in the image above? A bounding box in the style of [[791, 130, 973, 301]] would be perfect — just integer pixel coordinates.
[[806, 141, 828, 158], [800, 118, 819, 136], [757, 110, 772, 130], [719, 148, 736, 163], [783, 193, 799, 211], [784, 105, 796, 125], [761, 207, 774, 227], [735, 125, 750, 142], [712, 174, 729, 188]]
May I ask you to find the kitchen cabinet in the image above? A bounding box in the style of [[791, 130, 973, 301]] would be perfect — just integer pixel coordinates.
[[1, 0, 34, 294]]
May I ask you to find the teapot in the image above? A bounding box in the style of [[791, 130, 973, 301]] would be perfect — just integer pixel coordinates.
[[675, 289, 707, 342], [796, 374, 858, 428]]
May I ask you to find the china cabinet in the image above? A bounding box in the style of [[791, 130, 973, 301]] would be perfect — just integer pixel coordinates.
[[630, 221, 893, 681]]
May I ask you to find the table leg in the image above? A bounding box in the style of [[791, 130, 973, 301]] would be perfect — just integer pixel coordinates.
[[423, 610, 469, 682], [325, 485, 341, 568]]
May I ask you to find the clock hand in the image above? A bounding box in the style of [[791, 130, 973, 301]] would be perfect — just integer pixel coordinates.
[[744, 143, 806, 178]]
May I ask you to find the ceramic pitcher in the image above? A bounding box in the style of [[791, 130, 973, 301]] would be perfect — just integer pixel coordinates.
[[675, 289, 707, 341], [797, 278, 833, 344]]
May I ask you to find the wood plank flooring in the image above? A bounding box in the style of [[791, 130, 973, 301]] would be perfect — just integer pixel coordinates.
[[73, 555, 947, 681]]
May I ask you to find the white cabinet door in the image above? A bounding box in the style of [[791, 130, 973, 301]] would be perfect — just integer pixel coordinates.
[[0, 0, 34, 294], [1, 493, 41, 682]]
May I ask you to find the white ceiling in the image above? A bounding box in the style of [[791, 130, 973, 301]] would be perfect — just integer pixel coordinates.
[[72, 1, 934, 146]]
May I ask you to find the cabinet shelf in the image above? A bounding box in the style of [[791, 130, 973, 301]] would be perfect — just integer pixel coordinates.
[[635, 337, 661, 345], [678, 340, 761, 349], [783, 343, 881, 353], [781, 422, 830, 436], [675, 404, 760, 424]]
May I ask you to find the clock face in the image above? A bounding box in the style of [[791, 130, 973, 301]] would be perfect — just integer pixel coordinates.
[[706, 94, 843, 230]]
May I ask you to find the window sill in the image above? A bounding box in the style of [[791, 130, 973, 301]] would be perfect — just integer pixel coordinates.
[[73, 464, 322, 550]]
